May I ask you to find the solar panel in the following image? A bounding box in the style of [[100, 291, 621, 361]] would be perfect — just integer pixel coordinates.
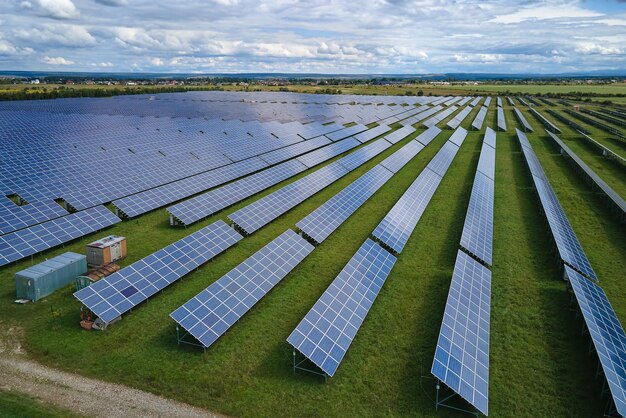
[[74, 220, 243, 324], [496, 107, 507, 131], [0, 206, 120, 267], [448, 127, 467, 148], [517, 131, 597, 281], [297, 165, 393, 243], [113, 158, 269, 218], [470, 97, 482, 107], [484, 97, 492, 107], [287, 239, 397, 377], [167, 159, 307, 226], [471, 106, 488, 131], [529, 108, 561, 133], [459, 172, 494, 266], [170, 229, 314, 348], [428, 141, 462, 177], [565, 265, 626, 417], [371, 168, 441, 254], [497, 97, 503, 107], [446, 107, 473, 130], [353, 124, 392, 143], [0, 198, 69, 235], [513, 108, 533, 132], [383, 125, 416, 144], [325, 124, 368, 141], [259, 136, 332, 165], [476, 141, 496, 180], [336, 138, 392, 171], [415, 126, 442, 146], [424, 106, 458, 128], [229, 162, 349, 235], [432, 250, 491, 416], [296, 138, 361, 168], [380, 140, 425, 174]]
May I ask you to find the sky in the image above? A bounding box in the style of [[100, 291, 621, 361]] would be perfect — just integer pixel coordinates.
[[0, 0, 625, 74]]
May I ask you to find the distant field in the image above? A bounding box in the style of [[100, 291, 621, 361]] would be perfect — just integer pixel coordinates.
[[0, 94, 624, 417], [437, 82, 626, 95]]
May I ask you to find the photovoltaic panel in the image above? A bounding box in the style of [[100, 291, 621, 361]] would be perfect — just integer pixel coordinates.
[[0, 199, 69, 235], [113, 157, 268, 218], [428, 141, 463, 177], [0, 206, 120, 267], [446, 106, 473, 130], [415, 126, 442, 146], [353, 124, 392, 143], [513, 108, 533, 132], [484, 97, 492, 107], [529, 108, 561, 133], [297, 165, 393, 243], [459, 172, 494, 266], [325, 124, 368, 141], [167, 159, 307, 226], [448, 127, 467, 148], [482, 127, 495, 149], [228, 162, 349, 235], [380, 140, 425, 174], [296, 138, 361, 168], [470, 97, 482, 107], [432, 250, 491, 416], [371, 168, 441, 254], [336, 138, 392, 171], [496, 107, 507, 131], [383, 125, 416, 144], [471, 106, 488, 131], [170, 229, 314, 348], [259, 136, 332, 165], [287, 239, 397, 377], [476, 142, 496, 181], [74, 220, 243, 324], [565, 265, 626, 417]]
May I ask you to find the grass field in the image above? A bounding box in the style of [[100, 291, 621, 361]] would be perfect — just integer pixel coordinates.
[[0, 390, 78, 418], [0, 96, 625, 417]]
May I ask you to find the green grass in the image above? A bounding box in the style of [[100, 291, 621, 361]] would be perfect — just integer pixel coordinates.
[[0, 390, 79, 418], [0, 100, 624, 417]]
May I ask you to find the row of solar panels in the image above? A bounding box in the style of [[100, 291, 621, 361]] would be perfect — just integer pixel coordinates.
[[431, 128, 496, 416], [76, 124, 426, 326], [516, 129, 626, 416]]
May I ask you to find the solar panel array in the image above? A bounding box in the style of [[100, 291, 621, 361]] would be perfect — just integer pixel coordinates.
[[565, 266, 626, 417], [446, 106, 473, 130], [459, 128, 496, 266], [74, 220, 242, 324], [545, 131, 626, 222], [353, 124, 392, 143], [471, 106, 488, 131], [470, 97, 482, 107], [431, 250, 492, 416], [170, 229, 314, 348], [513, 108, 533, 132], [0, 198, 68, 235], [516, 129, 597, 281], [496, 107, 507, 131], [228, 136, 394, 235], [297, 165, 393, 244], [0, 206, 120, 267], [167, 159, 308, 226], [372, 128, 467, 254], [424, 106, 459, 128], [401, 105, 444, 126], [326, 124, 368, 141], [383, 125, 416, 144], [287, 238, 397, 377], [529, 108, 561, 133]]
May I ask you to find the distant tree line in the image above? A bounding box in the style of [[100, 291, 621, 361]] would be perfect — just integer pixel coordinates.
[[0, 85, 223, 101]]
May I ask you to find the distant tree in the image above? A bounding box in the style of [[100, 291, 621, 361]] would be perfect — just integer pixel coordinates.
[[417, 90, 424, 96]]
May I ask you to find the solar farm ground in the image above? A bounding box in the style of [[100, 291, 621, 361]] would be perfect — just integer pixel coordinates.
[[0, 95, 624, 417]]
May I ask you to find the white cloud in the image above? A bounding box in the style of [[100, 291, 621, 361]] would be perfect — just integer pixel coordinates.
[[42, 56, 74, 65], [90, 61, 114, 67], [14, 24, 95, 47], [22, 0, 79, 19], [151, 57, 164, 66], [492, 4, 602, 24], [575, 43, 624, 55]]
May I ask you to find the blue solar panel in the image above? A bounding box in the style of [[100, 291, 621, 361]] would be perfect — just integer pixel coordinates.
[[296, 138, 361, 168], [380, 140, 425, 174], [0, 198, 69, 235], [383, 125, 416, 144], [228, 162, 349, 235], [513, 108, 533, 132], [259, 136, 332, 166], [471, 106, 488, 131], [287, 239, 396, 376], [325, 124, 368, 141], [371, 168, 441, 254], [565, 266, 626, 417], [113, 158, 269, 218], [336, 138, 392, 171], [476, 142, 496, 181], [415, 126, 442, 146], [459, 172, 494, 266], [432, 250, 491, 416], [353, 124, 391, 143], [74, 220, 242, 324], [297, 165, 393, 243], [170, 229, 314, 348], [496, 107, 507, 131], [0, 206, 120, 267], [167, 159, 307, 226]]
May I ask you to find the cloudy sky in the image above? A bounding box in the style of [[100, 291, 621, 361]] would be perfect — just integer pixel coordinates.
[[0, 0, 625, 74]]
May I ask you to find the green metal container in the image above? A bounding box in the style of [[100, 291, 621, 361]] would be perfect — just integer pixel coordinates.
[[15, 252, 87, 302]]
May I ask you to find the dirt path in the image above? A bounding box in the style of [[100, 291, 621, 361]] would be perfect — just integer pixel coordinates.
[[0, 325, 224, 418]]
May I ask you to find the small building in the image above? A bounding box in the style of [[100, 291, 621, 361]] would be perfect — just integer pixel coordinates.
[[86, 235, 127, 267], [15, 252, 87, 302]]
